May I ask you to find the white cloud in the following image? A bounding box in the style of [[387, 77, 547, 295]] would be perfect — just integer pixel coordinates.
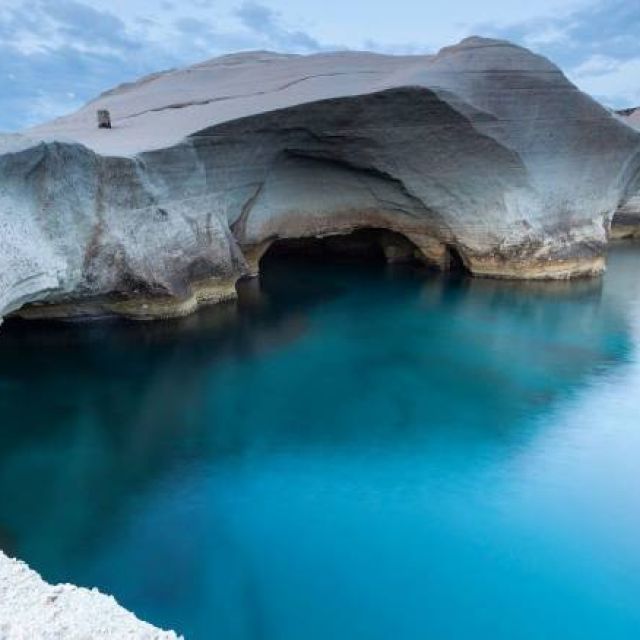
[[523, 25, 572, 47], [571, 54, 621, 76], [569, 55, 640, 107]]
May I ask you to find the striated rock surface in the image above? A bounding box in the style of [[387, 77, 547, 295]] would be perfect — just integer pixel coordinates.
[[2, 37, 640, 321], [612, 108, 640, 238], [612, 185, 640, 240], [0, 551, 180, 639]]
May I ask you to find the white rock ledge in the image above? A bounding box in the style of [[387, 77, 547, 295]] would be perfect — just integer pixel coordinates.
[[0, 551, 181, 640]]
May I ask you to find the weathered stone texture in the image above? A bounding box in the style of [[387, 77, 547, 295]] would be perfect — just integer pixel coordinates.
[[2, 37, 640, 321]]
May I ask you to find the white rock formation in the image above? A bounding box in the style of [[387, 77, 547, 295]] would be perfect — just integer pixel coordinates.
[[617, 108, 640, 130], [0, 551, 181, 639], [612, 108, 640, 238], [2, 37, 640, 322]]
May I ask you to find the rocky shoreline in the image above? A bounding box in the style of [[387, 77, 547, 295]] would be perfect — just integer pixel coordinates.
[[0, 552, 180, 639]]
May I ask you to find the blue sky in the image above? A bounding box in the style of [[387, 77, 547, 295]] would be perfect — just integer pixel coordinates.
[[0, 0, 638, 131]]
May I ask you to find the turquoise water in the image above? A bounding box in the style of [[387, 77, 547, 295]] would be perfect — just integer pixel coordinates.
[[1, 246, 640, 639]]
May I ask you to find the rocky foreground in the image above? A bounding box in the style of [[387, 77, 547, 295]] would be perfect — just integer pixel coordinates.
[[0, 551, 180, 639], [1, 36, 640, 323]]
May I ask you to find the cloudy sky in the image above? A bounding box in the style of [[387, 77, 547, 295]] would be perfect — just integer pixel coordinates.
[[0, 0, 638, 131]]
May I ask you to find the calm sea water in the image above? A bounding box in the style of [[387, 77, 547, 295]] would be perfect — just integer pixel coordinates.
[[1, 245, 640, 639]]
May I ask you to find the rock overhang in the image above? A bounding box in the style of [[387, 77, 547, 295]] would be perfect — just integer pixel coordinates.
[[0, 36, 639, 322]]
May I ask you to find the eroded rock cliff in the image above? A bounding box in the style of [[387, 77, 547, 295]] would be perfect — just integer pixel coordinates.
[[3, 37, 640, 322]]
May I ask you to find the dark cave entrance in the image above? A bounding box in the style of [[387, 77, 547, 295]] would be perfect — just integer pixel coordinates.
[[445, 244, 469, 274], [259, 228, 427, 270], [252, 228, 432, 307]]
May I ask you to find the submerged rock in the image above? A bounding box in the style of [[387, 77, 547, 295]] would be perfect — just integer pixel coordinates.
[[2, 36, 640, 322], [0, 551, 181, 639]]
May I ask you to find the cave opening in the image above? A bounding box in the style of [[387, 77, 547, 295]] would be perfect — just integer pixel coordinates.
[[259, 228, 427, 270], [252, 228, 433, 308], [445, 244, 469, 274]]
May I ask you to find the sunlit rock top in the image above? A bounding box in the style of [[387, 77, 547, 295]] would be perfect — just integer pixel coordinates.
[[29, 37, 561, 156]]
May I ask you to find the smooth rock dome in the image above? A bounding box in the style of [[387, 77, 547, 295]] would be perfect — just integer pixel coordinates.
[[2, 36, 640, 322]]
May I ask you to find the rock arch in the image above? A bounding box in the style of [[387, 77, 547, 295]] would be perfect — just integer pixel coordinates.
[[257, 228, 440, 271]]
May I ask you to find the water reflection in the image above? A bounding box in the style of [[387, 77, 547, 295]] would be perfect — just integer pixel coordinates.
[[0, 246, 638, 639]]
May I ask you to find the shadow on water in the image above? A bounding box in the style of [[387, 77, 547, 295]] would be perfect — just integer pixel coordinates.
[[0, 244, 638, 639]]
